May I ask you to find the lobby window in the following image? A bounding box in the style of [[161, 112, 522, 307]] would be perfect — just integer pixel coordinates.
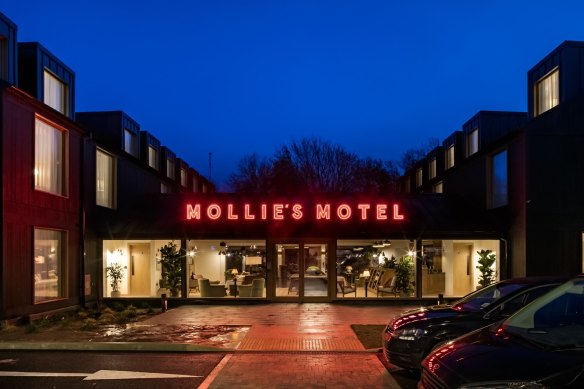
[[96, 149, 115, 208], [445, 145, 455, 169], [148, 146, 158, 170], [123, 129, 139, 158], [490, 149, 508, 208], [535, 68, 559, 116], [166, 158, 175, 179], [428, 158, 436, 179], [34, 117, 67, 196], [433, 181, 443, 193], [180, 168, 187, 187], [467, 128, 478, 156], [34, 228, 66, 303], [416, 168, 423, 187], [43, 69, 67, 115]]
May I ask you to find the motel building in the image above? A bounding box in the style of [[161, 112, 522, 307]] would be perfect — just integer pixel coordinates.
[[2, 9, 584, 320]]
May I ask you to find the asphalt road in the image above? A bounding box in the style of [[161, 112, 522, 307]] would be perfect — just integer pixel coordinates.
[[0, 351, 224, 389]]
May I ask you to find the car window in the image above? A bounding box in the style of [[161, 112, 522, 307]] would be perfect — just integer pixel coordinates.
[[499, 285, 558, 317], [453, 282, 524, 312]]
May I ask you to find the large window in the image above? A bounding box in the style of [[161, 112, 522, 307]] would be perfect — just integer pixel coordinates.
[[428, 158, 436, 179], [34, 117, 66, 196], [123, 129, 139, 157], [34, 228, 66, 303], [148, 146, 158, 170], [535, 68, 559, 116], [490, 149, 508, 208], [43, 70, 67, 115], [166, 158, 175, 179], [96, 149, 115, 208], [467, 129, 478, 156], [445, 145, 455, 169]]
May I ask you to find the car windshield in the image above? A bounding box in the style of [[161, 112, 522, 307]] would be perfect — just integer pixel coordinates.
[[503, 278, 584, 350], [451, 281, 524, 312]]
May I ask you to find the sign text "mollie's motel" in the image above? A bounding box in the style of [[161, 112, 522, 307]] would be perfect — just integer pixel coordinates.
[[186, 202, 405, 222]]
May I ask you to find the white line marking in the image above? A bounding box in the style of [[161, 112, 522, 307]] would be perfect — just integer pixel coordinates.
[[0, 370, 202, 380]]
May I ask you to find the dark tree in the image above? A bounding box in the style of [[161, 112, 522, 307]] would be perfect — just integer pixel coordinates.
[[228, 153, 272, 193], [399, 137, 440, 172]]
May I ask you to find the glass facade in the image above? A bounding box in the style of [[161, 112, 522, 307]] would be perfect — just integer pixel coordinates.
[[34, 228, 65, 303]]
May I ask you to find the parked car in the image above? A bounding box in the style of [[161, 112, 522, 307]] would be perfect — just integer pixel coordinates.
[[382, 276, 569, 371], [419, 275, 584, 389]]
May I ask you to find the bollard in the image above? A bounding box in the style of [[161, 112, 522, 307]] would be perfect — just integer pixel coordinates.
[[437, 293, 444, 305], [161, 293, 168, 312]]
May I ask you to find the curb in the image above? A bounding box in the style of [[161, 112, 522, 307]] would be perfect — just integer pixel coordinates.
[[0, 342, 231, 353]]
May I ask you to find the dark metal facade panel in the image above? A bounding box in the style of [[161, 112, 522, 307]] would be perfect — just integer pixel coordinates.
[[0, 11, 18, 85], [462, 111, 527, 153], [17, 42, 75, 119]]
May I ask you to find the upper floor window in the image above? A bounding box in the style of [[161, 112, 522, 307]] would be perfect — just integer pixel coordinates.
[[202, 183, 208, 193], [416, 168, 423, 187], [43, 70, 67, 115], [433, 181, 443, 193], [490, 149, 508, 208], [445, 145, 455, 169], [34, 228, 66, 303], [34, 117, 67, 196], [148, 146, 158, 170], [123, 129, 139, 157], [166, 158, 175, 179], [96, 149, 115, 208], [192, 176, 198, 192], [161, 182, 171, 194], [467, 128, 478, 156], [180, 168, 187, 187], [535, 68, 559, 116], [404, 177, 411, 193], [428, 158, 437, 179]]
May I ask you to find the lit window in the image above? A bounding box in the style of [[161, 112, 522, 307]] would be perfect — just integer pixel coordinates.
[[467, 129, 478, 156], [490, 149, 508, 208], [416, 168, 423, 187], [123, 129, 139, 157], [34, 117, 66, 196], [34, 228, 66, 303], [167, 158, 175, 179], [148, 146, 158, 169], [433, 181, 443, 193], [429, 158, 436, 179], [445, 145, 455, 169], [96, 149, 115, 208], [180, 169, 187, 187], [535, 68, 559, 116], [43, 70, 67, 115]]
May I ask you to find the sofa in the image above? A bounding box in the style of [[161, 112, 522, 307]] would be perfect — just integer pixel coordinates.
[[238, 278, 265, 297], [199, 278, 227, 297]]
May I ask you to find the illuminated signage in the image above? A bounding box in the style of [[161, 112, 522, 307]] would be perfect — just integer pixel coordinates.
[[186, 202, 404, 222]]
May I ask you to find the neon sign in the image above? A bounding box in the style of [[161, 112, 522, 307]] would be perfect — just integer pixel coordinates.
[[186, 202, 404, 222]]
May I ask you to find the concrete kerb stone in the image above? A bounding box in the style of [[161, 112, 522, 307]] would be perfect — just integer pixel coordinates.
[[0, 342, 229, 353]]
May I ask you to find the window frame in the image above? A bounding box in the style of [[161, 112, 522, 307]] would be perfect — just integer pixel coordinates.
[[34, 114, 69, 197], [43, 69, 68, 115], [467, 128, 479, 157], [147, 145, 158, 170], [33, 227, 67, 304], [445, 145, 455, 170], [123, 129, 139, 158], [166, 158, 175, 179], [433, 181, 443, 193], [535, 67, 559, 116], [416, 168, 423, 187], [428, 158, 437, 180], [489, 148, 508, 209], [95, 148, 116, 209]]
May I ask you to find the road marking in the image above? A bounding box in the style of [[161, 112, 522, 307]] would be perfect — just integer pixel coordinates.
[[0, 359, 17, 364], [0, 370, 202, 380]]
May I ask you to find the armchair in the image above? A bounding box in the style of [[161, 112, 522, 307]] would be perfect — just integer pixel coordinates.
[[239, 278, 265, 297], [199, 278, 227, 297], [377, 276, 397, 297], [337, 276, 356, 297]]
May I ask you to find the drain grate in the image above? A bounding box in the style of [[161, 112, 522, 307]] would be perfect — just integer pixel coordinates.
[[237, 338, 363, 351]]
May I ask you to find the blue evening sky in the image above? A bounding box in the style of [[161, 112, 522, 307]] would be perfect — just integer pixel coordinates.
[[3, 1, 584, 189]]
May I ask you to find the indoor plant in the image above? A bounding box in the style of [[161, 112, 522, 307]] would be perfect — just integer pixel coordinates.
[[395, 255, 414, 296], [105, 262, 125, 297], [159, 241, 184, 297], [476, 249, 496, 288]]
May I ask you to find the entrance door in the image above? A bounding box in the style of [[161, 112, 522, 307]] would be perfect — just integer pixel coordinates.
[[130, 244, 151, 296], [274, 242, 329, 301], [453, 243, 472, 296]]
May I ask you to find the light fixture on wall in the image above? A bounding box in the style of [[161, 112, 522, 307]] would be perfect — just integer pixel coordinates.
[[383, 240, 391, 247]]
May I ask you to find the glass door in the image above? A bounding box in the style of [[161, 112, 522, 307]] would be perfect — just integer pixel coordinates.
[[274, 242, 329, 301]]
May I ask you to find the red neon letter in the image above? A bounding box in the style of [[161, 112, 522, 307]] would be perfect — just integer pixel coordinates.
[[337, 204, 351, 220], [273, 204, 284, 220], [357, 204, 370, 220], [227, 204, 239, 220], [292, 204, 303, 220], [316, 204, 331, 219], [393, 204, 404, 220], [207, 204, 221, 220], [244, 204, 255, 220], [261, 204, 267, 220], [186, 204, 201, 220], [376, 204, 388, 220]]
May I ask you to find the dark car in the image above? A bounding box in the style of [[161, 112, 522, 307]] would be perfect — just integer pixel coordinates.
[[382, 276, 569, 371], [420, 275, 584, 389]]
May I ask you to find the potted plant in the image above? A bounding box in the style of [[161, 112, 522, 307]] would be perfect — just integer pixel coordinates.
[[395, 255, 414, 297], [105, 262, 125, 297], [476, 249, 496, 289], [159, 241, 184, 297]]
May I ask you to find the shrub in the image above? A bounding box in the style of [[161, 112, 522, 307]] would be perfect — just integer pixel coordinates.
[[81, 318, 97, 331], [476, 250, 497, 288]]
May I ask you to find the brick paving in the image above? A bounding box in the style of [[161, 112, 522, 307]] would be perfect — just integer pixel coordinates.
[[144, 303, 418, 388]]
